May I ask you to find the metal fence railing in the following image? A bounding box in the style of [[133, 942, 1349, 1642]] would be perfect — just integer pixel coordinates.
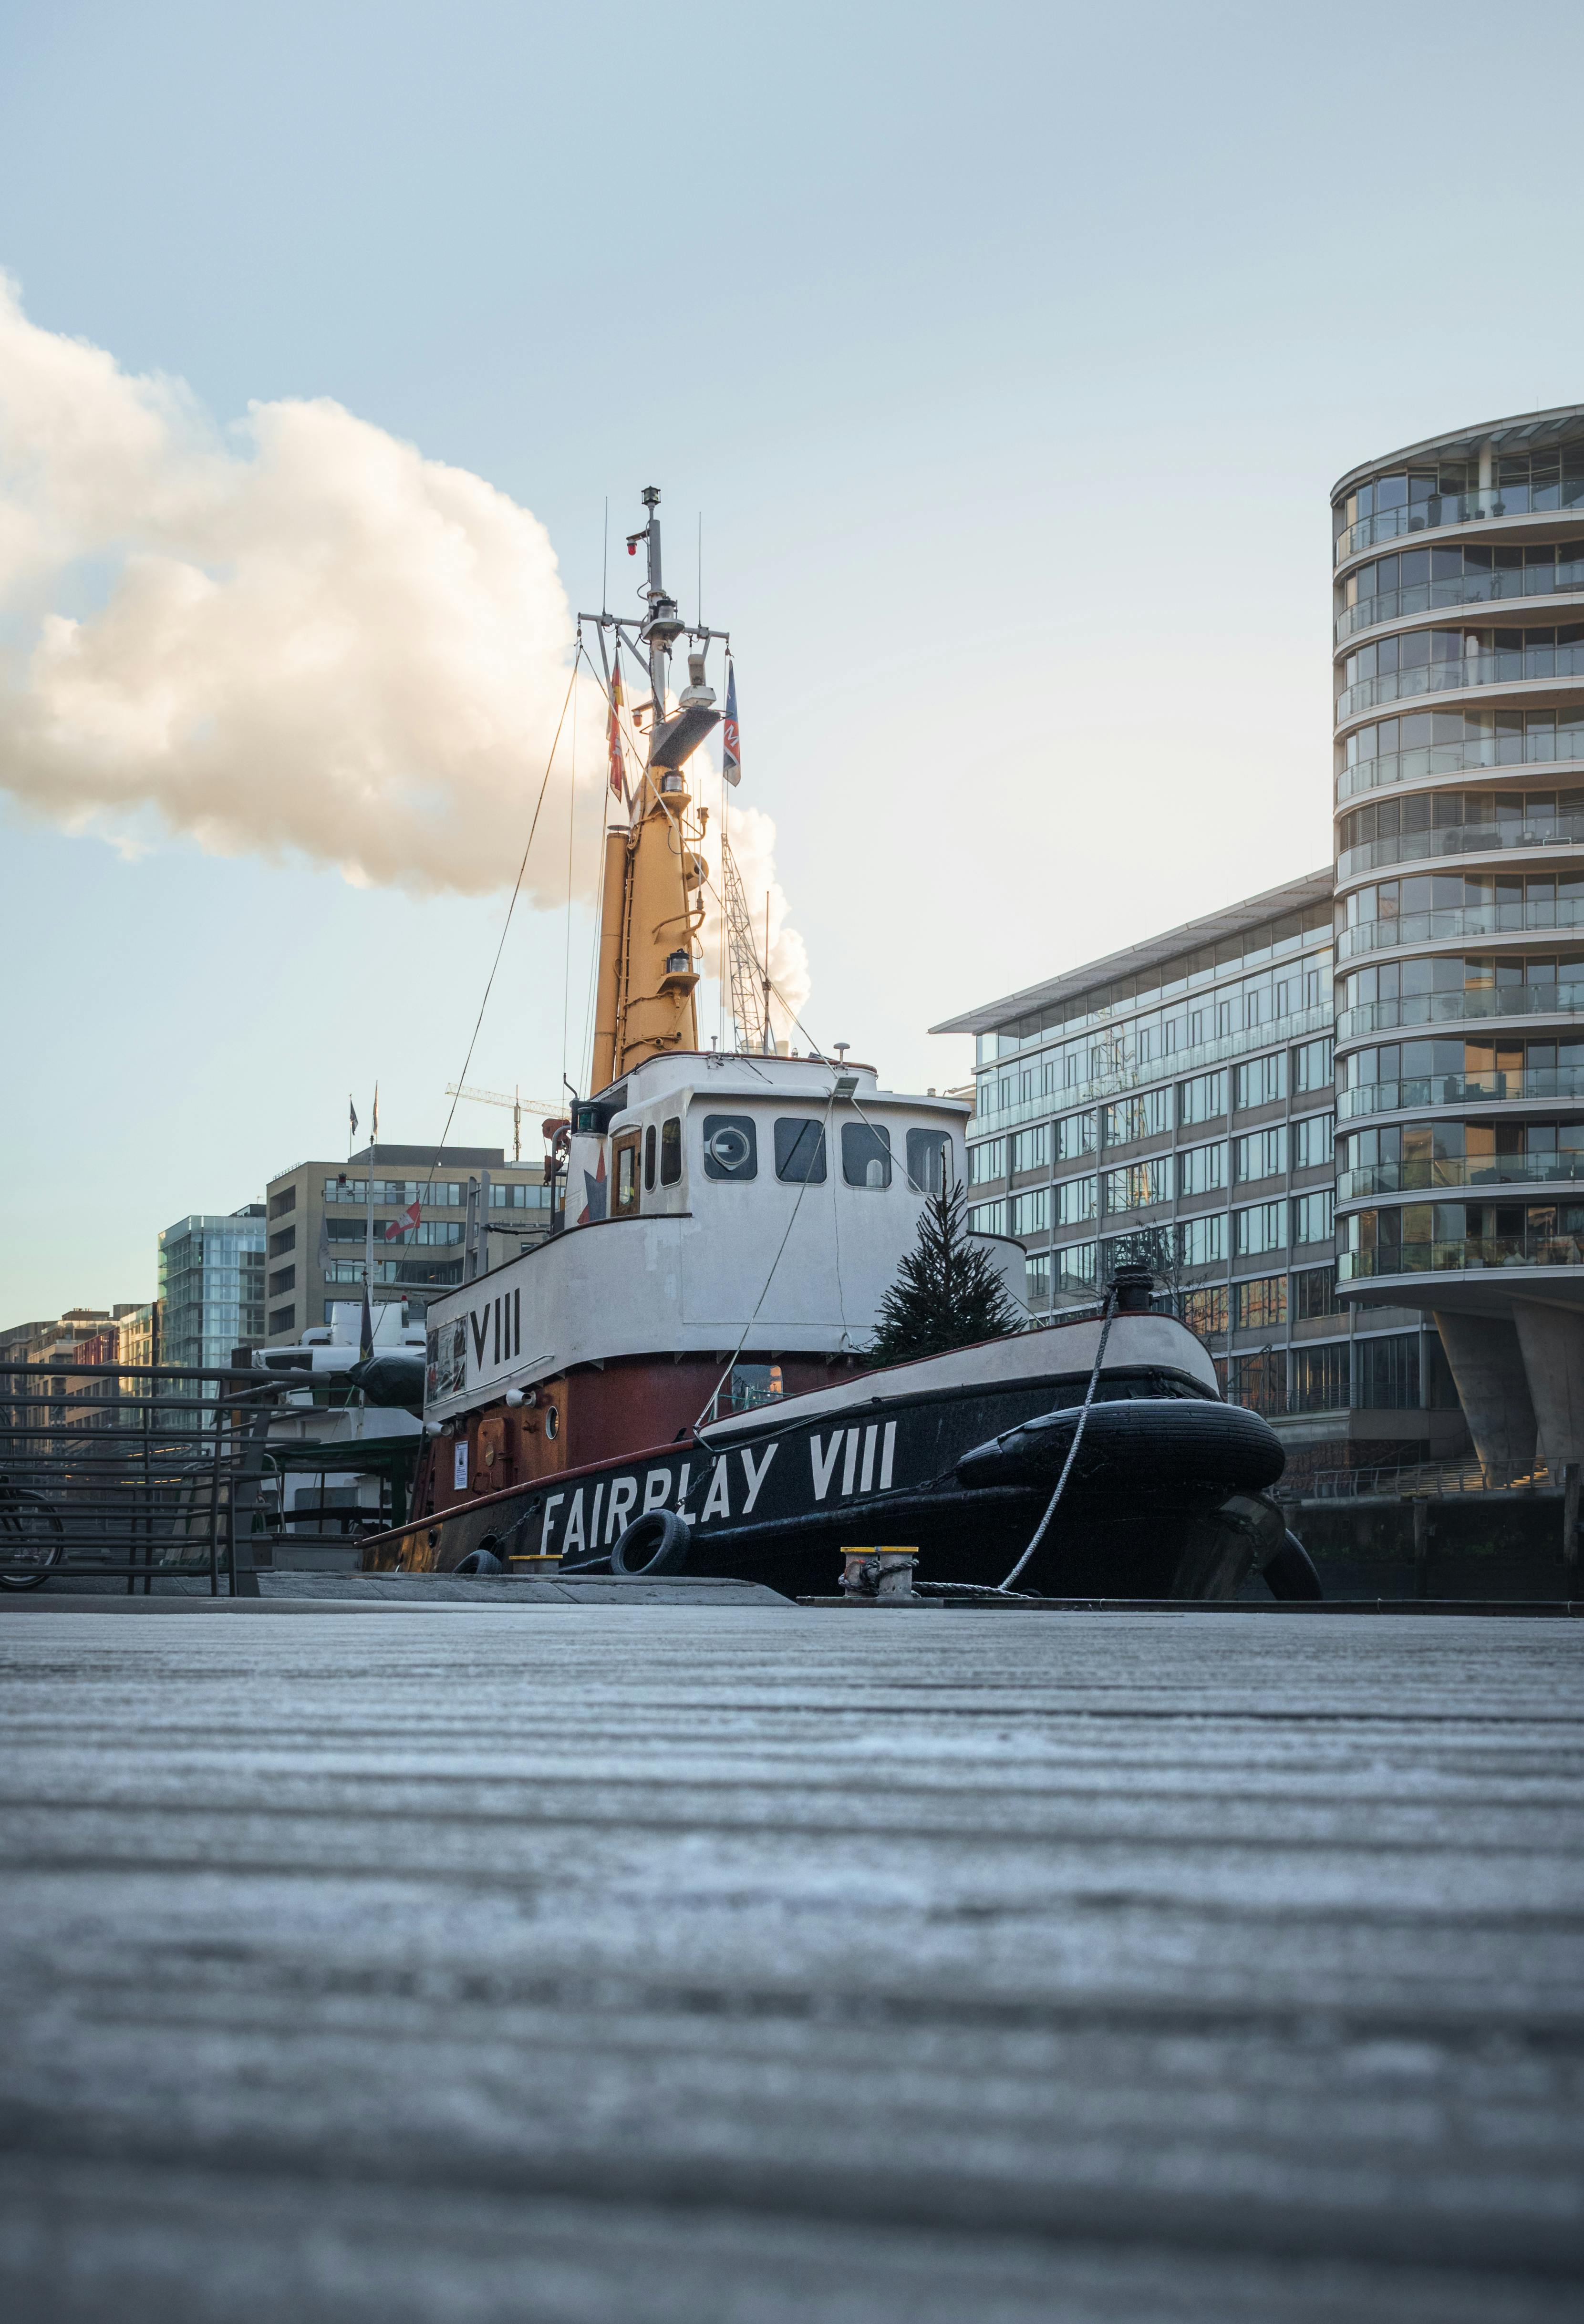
[[0, 1361, 417, 1594], [1294, 1458, 1555, 1504]]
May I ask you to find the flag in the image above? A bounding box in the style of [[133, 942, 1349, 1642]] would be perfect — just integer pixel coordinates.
[[372, 1083, 379, 1140], [349, 1096, 358, 1143], [384, 1198, 421, 1244], [722, 658, 740, 786], [607, 650, 627, 802]]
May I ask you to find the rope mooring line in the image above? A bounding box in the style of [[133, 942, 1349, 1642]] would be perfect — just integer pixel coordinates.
[[996, 1283, 1119, 1593]]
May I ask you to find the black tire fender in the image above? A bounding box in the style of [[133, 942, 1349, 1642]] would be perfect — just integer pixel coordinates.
[[610, 1509, 691, 1577], [454, 1541, 504, 1576], [956, 1397, 1285, 1498]]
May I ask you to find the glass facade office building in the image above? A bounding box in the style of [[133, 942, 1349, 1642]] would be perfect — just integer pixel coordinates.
[[934, 873, 1459, 1469], [1332, 409, 1584, 1474], [156, 1208, 268, 1372]]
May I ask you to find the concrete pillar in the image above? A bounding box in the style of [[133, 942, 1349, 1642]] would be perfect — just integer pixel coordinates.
[[1512, 1301, 1584, 1469], [1432, 1310, 1537, 1477]]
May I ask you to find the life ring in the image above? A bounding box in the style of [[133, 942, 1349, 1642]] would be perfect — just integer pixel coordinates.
[[609, 1509, 691, 1577]]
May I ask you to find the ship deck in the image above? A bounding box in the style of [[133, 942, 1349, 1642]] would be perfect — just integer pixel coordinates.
[[0, 1599, 1580, 2321]]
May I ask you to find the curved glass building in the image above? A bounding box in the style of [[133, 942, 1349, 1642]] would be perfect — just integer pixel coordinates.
[[1333, 408, 1584, 1472]]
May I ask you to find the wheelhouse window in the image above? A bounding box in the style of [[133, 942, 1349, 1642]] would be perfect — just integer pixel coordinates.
[[702, 1114, 756, 1181], [905, 1128, 949, 1193], [660, 1116, 683, 1186], [775, 1117, 827, 1182], [613, 1132, 641, 1218], [842, 1122, 892, 1188], [643, 1124, 656, 1191]]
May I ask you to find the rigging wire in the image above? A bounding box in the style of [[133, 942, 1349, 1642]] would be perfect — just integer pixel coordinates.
[[996, 1281, 1119, 1592], [687, 1082, 840, 1437], [574, 637, 621, 1086], [418, 661, 580, 1213], [717, 749, 727, 1053], [560, 666, 578, 1089]]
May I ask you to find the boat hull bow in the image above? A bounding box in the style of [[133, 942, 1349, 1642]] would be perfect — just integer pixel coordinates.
[[366, 1316, 1306, 1602]]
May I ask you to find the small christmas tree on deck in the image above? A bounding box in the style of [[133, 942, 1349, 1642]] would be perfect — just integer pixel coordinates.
[[866, 1181, 1021, 1367]]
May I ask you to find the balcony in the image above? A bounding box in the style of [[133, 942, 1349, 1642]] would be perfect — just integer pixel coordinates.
[[1336, 562, 1584, 643], [1337, 644, 1584, 725], [1337, 1067, 1584, 1122], [1336, 480, 1584, 565], [1336, 740, 1584, 805], [1338, 816, 1584, 884], [1337, 900, 1584, 960], [1337, 981, 1584, 1043], [1340, 1229, 1584, 1281], [1339, 1155, 1584, 1201]]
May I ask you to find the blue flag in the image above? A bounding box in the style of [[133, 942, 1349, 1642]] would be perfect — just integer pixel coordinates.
[[722, 660, 740, 787]]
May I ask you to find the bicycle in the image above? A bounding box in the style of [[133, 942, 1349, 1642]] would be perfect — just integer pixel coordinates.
[[0, 1476, 64, 1591]]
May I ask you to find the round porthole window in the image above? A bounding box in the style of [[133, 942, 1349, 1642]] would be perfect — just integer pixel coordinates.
[[545, 1404, 559, 1441], [702, 1114, 757, 1180]]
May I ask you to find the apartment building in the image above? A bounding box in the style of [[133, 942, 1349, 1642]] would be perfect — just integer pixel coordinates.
[[262, 1143, 552, 1345], [1332, 406, 1584, 1474]]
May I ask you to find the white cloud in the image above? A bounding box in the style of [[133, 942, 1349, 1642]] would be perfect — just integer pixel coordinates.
[[0, 276, 812, 1031], [0, 275, 593, 898]]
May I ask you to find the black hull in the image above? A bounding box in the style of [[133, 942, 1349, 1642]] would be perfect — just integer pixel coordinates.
[[368, 1360, 1288, 1601]]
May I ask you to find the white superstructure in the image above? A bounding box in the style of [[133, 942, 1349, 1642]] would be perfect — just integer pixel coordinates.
[[422, 1051, 1024, 1425]]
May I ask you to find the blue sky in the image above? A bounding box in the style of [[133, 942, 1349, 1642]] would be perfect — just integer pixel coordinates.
[[4, 0, 1584, 1321]]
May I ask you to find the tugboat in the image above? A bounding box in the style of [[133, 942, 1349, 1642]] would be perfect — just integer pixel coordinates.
[[360, 491, 1314, 1602]]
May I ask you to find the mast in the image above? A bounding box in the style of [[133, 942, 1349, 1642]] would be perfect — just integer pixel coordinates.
[[586, 487, 721, 1092]]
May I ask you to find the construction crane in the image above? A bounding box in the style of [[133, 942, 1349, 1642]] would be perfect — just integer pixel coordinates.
[[720, 835, 775, 1055], [445, 1083, 564, 1163]]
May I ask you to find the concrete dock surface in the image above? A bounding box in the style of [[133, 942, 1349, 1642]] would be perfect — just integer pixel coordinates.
[[0, 1604, 1580, 2321]]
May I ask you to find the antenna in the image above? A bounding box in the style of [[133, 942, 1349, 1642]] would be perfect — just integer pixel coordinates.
[[601, 496, 608, 615], [445, 1081, 562, 1165], [720, 837, 771, 1055], [762, 896, 773, 1054]]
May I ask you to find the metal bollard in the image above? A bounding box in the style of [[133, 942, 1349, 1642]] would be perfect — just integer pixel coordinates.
[[839, 1548, 919, 1601]]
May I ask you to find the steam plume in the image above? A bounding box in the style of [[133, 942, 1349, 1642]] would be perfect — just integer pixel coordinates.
[[700, 799, 812, 1042]]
